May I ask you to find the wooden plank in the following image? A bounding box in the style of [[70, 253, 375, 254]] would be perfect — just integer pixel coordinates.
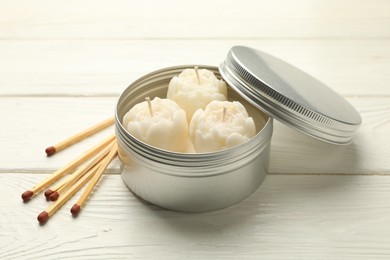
[[0, 97, 121, 173], [271, 97, 390, 174], [0, 39, 389, 96], [0, 97, 389, 174], [0, 0, 389, 39], [2, 174, 390, 259], [1, 1, 389, 259]]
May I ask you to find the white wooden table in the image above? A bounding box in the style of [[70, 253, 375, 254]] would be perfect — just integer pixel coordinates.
[[1, 0, 390, 259]]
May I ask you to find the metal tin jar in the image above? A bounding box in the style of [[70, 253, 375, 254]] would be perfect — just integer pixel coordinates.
[[115, 46, 361, 212], [115, 65, 273, 212]]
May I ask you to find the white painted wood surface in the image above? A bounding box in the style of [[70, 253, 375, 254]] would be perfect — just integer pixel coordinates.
[[3, 175, 390, 259], [1, 0, 390, 259], [1, 40, 389, 96]]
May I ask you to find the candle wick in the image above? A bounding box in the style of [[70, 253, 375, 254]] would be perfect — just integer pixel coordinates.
[[222, 107, 227, 121], [145, 97, 153, 117], [195, 66, 200, 85]]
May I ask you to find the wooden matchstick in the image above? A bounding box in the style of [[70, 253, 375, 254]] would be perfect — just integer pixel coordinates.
[[47, 140, 115, 201], [44, 139, 115, 198], [44, 178, 67, 199], [70, 142, 118, 216], [37, 162, 101, 225], [21, 134, 116, 202], [45, 117, 115, 156]]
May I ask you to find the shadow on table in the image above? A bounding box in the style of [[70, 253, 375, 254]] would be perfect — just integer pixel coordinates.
[[270, 122, 365, 174], [133, 129, 364, 239], [136, 174, 362, 240]]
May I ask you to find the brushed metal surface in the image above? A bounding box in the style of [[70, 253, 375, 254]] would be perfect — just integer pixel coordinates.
[[220, 46, 362, 144], [115, 66, 272, 212]]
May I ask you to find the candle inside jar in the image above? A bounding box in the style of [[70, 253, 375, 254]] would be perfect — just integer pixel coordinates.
[[123, 97, 188, 153], [167, 67, 228, 121], [189, 100, 256, 153]]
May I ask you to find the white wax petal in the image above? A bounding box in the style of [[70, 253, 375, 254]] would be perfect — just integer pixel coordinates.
[[123, 97, 189, 153], [189, 100, 256, 153], [167, 68, 228, 121]]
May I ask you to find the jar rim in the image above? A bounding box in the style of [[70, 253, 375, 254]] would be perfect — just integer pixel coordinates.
[[115, 65, 273, 175]]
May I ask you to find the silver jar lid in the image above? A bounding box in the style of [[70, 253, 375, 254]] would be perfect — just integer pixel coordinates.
[[219, 46, 362, 145]]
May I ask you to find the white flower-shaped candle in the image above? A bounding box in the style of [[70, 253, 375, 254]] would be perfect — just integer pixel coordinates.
[[123, 97, 188, 153], [189, 100, 256, 153], [167, 67, 228, 121]]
